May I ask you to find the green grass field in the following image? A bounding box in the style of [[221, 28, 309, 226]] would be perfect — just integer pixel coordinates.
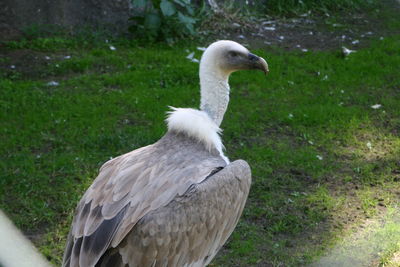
[[1, 30, 399, 265]]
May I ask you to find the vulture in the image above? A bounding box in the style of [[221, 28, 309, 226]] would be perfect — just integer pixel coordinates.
[[63, 40, 269, 267]]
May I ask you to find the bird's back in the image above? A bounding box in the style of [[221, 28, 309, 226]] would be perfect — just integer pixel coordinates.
[[97, 159, 251, 267]]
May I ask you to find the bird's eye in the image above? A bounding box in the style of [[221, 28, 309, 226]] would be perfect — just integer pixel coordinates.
[[229, 51, 239, 57]]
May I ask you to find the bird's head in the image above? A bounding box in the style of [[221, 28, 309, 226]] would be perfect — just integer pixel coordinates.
[[200, 40, 269, 76]]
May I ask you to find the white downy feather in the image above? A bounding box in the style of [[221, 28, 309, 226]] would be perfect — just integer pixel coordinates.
[[166, 107, 229, 163]]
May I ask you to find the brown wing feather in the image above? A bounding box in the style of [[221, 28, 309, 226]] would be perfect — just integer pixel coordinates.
[[62, 132, 227, 267], [109, 159, 252, 267]]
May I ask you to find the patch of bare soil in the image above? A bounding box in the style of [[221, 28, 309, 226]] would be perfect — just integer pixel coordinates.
[[0, 49, 51, 79], [202, 0, 400, 52]]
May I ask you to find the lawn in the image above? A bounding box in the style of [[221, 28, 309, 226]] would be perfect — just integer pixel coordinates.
[[1, 22, 399, 266]]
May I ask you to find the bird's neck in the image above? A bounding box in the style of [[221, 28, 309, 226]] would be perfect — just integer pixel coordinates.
[[199, 63, 230, 127]]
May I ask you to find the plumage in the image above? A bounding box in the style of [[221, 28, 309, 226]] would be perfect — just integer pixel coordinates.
[[63, 40, 268, 267], [103, 160, 251, 267]]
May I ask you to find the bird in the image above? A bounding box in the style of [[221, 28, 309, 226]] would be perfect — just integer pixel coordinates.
[[62, 40, 269, 267]]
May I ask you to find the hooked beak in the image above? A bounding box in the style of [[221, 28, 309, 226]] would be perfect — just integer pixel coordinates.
[[248, 53, 269, 75], [258, 57, 269, 75]]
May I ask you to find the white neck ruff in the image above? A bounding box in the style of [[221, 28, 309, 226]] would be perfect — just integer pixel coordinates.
[[166, 107, 229, 163]]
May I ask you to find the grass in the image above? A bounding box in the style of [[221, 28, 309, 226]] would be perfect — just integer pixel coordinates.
[[1, 29, 400, 266], [314, 206, 400, 266]]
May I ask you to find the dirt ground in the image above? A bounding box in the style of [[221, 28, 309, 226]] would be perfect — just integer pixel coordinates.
[[201, 0, 400, 52]]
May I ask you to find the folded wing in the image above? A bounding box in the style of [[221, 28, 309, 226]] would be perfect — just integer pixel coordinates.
[[62, 132, 227, 267], [98, 159, 251, 267]]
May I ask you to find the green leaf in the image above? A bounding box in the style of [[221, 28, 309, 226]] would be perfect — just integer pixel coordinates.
[[173, 0, 185, 7], [132, 0, 147, 9], [177, 12, 196, 34], [184, 22, 195, 35], [160, 0, 176, 16], [185, 5, 194, 16], [177, 12, 196, 25], [144, 12, 162, 31]]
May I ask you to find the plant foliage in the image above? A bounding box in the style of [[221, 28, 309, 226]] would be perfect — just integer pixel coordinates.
[[129, 0, 198, 42]]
